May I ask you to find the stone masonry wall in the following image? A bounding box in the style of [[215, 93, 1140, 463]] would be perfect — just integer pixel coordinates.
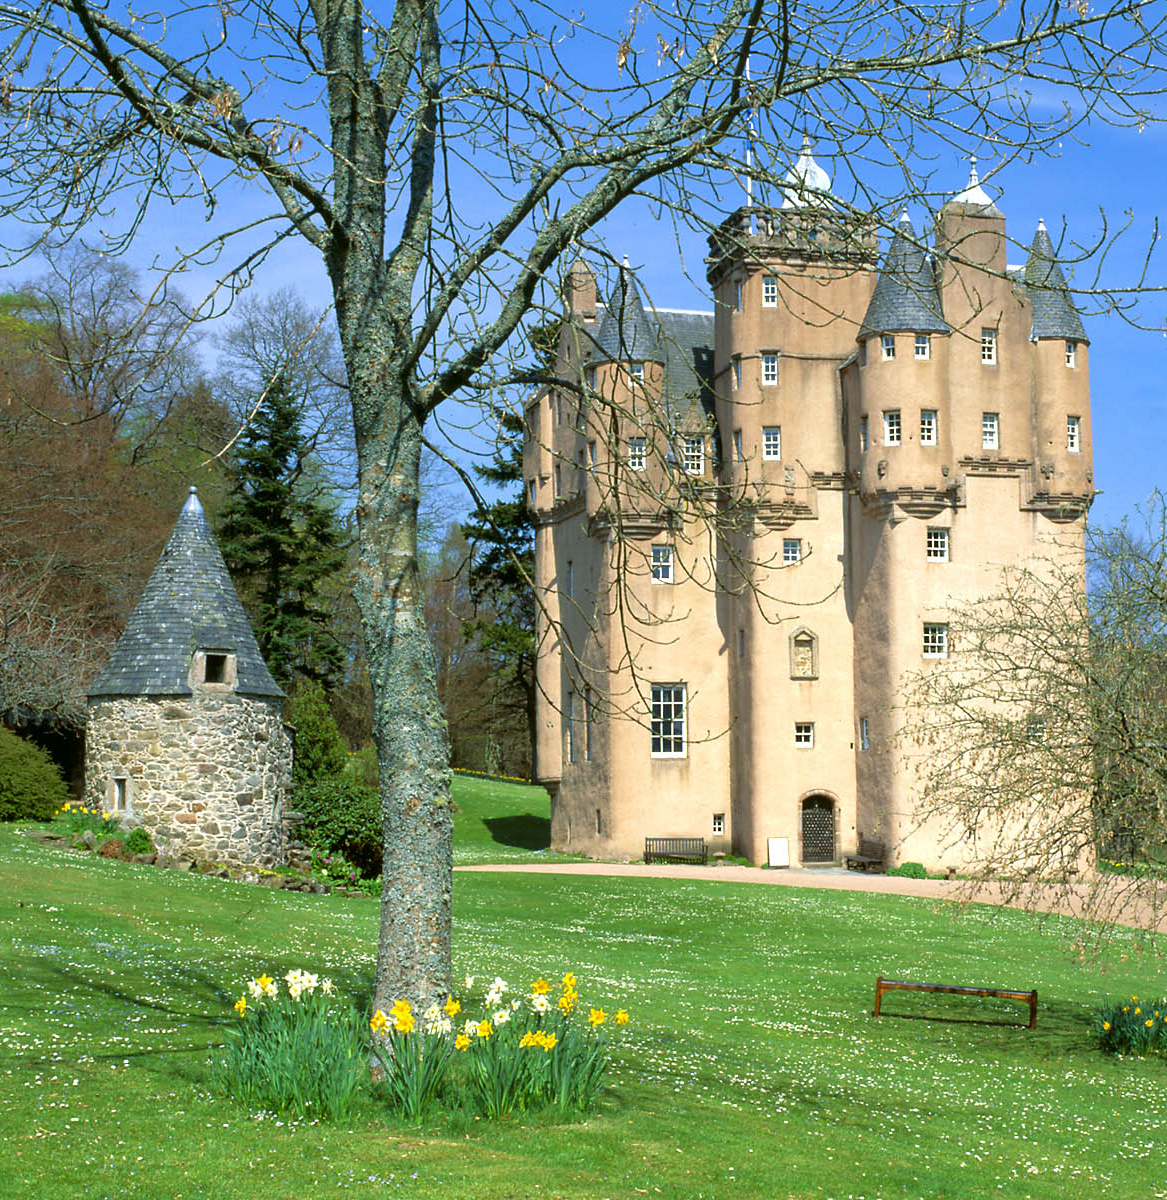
[[84, 694, 292, 868]]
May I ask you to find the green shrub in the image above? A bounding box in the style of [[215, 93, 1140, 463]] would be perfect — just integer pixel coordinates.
[[342, 744, 379, 788], [1096, 995, 1167, 1057], [213, 969, 365, 1121], [287, 681, 348, 786], [125, 827, 154, 855], [887, 861, 927, 879], [0, 727, 69, 821], [296, 778, 381, 878]]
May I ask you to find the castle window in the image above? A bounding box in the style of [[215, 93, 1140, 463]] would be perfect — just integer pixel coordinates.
[[733, 429, 743, 461], [554, 464, 562, 495], [920, 409, 938, 445], [585, 366, 596, 389], [761, 353, 779, 386], [566, 691, 577, 764], [762, 276, 778, 307], [585, 688, 595, 761], [860, 416, 869, 451], [737, 629, 745, 658], [790, 629, 817, 679], [712, 812, 725, 835], [794, 722, 814, 748], [650, 684, 686, 757], [783, 538, 802, 565], [734, 280, 743, 312], [981, 328, 997, 364], [629, 362, 644, 383], [628, 438, 647, 470], [204, 654, 228, 683], [588, 440, 597, 467], [564, 560, 574, 597], [1067, 415, 1081, 452], [528, 479, 536, 503], [595, 808, 602, 834], [651, 544, 674, 583], [881, 335, 896, 360], [859, 718, 870, 751], [926, 527, 950, 562], [1065, 340, 1077, 368], [883, 410, 902, 446], [732, 356, 742, 390], [858, 340, 868, 367], [923, 623, 949, 658], [683, 436, 704, 475], [982, 412, 1000, 450], [762, 426, 782, 460], [915, 334, 931, 360], [111, 777, 128, 813]]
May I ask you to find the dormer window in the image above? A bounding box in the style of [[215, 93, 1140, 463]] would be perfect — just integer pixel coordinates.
[[629, 362, 644, 383], [880, 335, 895, 361], [192, 649, 237, 689], [1065, 341, 1077, 368]]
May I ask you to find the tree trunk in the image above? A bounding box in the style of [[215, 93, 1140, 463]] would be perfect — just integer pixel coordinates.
[[349, 363, 453, 1012]]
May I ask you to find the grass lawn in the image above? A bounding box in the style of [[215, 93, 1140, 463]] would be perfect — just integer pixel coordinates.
[[450, 771, 584, 864], [2, 789, 1166, 1199]]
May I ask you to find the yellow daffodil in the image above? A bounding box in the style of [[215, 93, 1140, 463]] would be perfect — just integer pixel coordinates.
[[389, 999, 415, 1034], [1135, 1007, 1141, 1015], [588, 1007, 606, 1027], [1146, 1019, 1154, 1028], [541, 1031, 557, 1052], [370, 1009, 389, 1034], [1102, 1021, 1111, 1031], [615, 1009, 630, 1025], [234, 995, 248, 1016], [557, 991, 576, 1015], [444, 997, 461, 1017], [519, 1031, 536, 1049], [476, 1019, 493, 1039], [561, 972, 577, 991], [454, 1033, 470, 1052], [532, 977, 551, 994]]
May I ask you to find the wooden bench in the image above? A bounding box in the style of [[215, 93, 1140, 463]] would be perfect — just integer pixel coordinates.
[[874, 976, 1037, 1029], [644, 837, 707, 865], [845, 838, 886, 872]]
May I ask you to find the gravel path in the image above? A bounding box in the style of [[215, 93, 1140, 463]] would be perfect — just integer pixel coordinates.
[[455, 860, 1167, 933]]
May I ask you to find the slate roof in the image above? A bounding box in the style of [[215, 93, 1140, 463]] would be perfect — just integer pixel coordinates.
[[1025, 223, 1088, 343], [88, 488, 285, 699], [860, 215, 950, 337], [584, 271, 715, 417]]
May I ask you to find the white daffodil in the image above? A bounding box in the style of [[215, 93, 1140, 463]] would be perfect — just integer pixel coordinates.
[[321, 979, 335, 995], [530, 993, 551, 1014], [493, 1008, 511, 1026]]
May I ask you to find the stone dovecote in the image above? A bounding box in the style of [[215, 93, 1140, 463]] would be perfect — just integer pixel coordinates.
[[84, 488, 292, 867]]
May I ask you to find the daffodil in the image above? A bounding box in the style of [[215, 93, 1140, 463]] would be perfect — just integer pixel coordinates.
[[493, 1008, 511, 1026], [370, 1009, 389, 1034], [588, 1007, 606, 1027], [561, 971, 577, 991], [454, 1033, 470, 1052], [321, 979, 335, 995], [1102, 1021, 1111, 1031], [532, 977, 551, 994], [530, 994, 551, 1015], [615, 1009, 630, 1025], [234, 995, 248, 1016], [1146, 1018, 1154, 1028], [476, 1019, 493, 1039], [444, 997, 461, 1017], [558, 990, 577, 1015], [540, 1031, 557, 1051], [390, 999, 415, 1034]]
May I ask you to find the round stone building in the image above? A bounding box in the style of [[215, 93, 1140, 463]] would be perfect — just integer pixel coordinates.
[[84, 487, 293, 867]]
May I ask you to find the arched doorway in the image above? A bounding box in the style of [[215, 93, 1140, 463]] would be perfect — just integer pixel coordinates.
[[800, 795, 836, 863]]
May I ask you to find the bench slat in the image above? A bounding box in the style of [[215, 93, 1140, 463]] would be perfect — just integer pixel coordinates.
[[874, 976, 1037, 1028]]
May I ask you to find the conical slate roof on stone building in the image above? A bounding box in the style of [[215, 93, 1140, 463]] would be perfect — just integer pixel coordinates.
[[860, 214, 950, 337], [594, 269, 661, 363], [88, 488, 284, 699], [1025, 221, 1088, 343]]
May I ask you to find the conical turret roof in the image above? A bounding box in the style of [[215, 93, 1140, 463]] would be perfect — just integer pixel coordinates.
[[860, 214, 949, 337], [1025, 221, 1088, 343], [88, 488, 284, 699], [593, 267, 662, 363]]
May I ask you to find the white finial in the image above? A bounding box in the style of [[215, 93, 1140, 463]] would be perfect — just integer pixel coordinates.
[[622, 254, 630, 268], [1037, 217, 1047, 232], [950, 155, 994, 207], [182, 486, 203, 515], [900, 209, 910, 223], [189, 485, 198, 495], [781, 137, 833, 210]]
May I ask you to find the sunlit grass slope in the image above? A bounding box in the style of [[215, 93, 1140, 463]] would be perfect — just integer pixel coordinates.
[[1, 823, 1164, 1199]]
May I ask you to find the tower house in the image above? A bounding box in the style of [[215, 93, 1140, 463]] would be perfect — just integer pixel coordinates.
[[84, 487, 292, 867]]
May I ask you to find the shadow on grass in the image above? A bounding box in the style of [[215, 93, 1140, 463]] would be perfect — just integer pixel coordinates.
[[483, 813, 551, 852]]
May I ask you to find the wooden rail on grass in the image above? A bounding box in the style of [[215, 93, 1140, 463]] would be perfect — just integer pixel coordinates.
[[874, 976, 1037, 1029]]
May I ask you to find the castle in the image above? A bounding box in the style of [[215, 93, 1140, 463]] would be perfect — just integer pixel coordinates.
[[524, 150, 1092, 870]]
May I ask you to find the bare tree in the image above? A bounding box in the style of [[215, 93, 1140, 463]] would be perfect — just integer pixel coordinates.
[[2, 0, 1164, 1008], [900, 499, 1167, 948]]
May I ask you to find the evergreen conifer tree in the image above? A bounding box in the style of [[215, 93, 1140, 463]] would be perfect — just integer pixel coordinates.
[[217, 374, 347, 689]]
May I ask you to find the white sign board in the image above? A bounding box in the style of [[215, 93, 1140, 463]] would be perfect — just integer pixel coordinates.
[[767, 836, 790, 869]]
